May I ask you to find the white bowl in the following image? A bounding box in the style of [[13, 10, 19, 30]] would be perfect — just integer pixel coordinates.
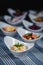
[[4, 36, 34, 57], [4, 15, 22, 25], [29, 13, 43, 27], [22, 20, 43, 32], [4, 15, 27, 25], [0, 21, 17, 36], [17, 27, 42, 43], [7, 8, 27, 18], [7, 8, 16, 17], [29, 10, 43, 16]]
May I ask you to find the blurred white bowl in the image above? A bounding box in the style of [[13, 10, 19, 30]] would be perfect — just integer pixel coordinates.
[[7, 8, 16, 17], [4, 36, 34, 57], [22, 20, 43, 32], [0, 21, 17, 36], [7, 8, 27, 18], [4, 15, 22, 25], [4, 14, 27, 25], [17, 27, 42, 43], [29, 13, 43, 27]]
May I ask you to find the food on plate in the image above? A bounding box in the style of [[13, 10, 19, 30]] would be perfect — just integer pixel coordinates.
[[3, 26, 16, 32], [11, 43, 27, 52], [34, 17, 43, 22], [23, 33, 40, 40], [13, 9, 23, 16], [29, 24, 41, 30]]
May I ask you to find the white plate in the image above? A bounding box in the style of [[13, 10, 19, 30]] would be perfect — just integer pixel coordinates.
[[22, 20, 43, 32], [29, 13, 43, 27], [7, 8, 27, 18], [4, 36, 34, 57], [0, 21, 18, 36], [17, 27, 42, 43], [4, 15, 27, 25]]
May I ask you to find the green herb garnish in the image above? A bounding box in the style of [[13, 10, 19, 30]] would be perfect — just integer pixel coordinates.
[[25, 33, 32, 36], [14, 43, 24, 47]]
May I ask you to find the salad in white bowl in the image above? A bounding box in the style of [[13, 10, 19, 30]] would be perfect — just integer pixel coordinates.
[[17, 27, 42, 43], [4, 36, 34, 57]]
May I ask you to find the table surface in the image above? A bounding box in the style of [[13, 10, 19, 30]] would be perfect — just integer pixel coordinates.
[[0, 15, 43, 65]]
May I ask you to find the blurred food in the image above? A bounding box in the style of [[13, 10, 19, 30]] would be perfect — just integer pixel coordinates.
[[3, 26, 16, 32], [34, 17, 43, 22], [29, 24, 41, 30], [11, 43, 27, 52], [13, 9, 23, 16], [23, 33, 40, 40]]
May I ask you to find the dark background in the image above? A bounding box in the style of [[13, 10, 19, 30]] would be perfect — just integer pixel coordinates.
[[0, 0, 43, 15]]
